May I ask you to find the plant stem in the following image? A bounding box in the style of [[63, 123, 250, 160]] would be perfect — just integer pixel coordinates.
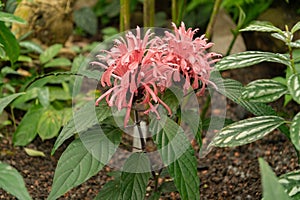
[[226, 32, 238, 56], [10, 106, 16, 131], [153, 168, 163, 192], [205, 0, 222, 40], [120, 0, 130, 32], [143, 0, 155, 27], [172, 0, 177, 25], [134, 109, 146, 151]]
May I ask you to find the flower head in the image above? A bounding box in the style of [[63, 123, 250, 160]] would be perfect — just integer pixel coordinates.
[[92, 27, 171, 127], [158, 22, 221, 95], [93, 23, 221, 127]]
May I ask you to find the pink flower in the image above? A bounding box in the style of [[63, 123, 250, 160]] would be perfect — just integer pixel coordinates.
[[158, 22, 221, 95], [92, 27, 172, 127], [92, 22, 221, 127]]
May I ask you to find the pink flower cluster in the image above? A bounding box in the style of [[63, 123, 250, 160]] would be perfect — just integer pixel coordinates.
[[92, 22, 221, 127]]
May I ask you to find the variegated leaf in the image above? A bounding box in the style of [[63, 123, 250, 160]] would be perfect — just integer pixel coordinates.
[[215, 51, 290, 71], [212, 116, 285, 147], [242, 79, 287, 103], [279, 170, 300, 199], [290, 40, 300, 48], [287, 73, 300, 104], [290, 112, 300, 151], [291, 21, 300, 34], [213, 78, 276, 116], [240, 21, 283, 33]]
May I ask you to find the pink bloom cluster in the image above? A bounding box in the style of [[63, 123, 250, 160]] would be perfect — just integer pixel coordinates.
[[92, 22, 221, 127]]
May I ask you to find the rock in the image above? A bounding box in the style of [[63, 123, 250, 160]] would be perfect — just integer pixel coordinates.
[[11, 0, 74, 45]]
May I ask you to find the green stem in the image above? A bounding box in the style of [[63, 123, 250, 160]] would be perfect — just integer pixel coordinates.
[[120, 0, 130, 32], [226, 31, 238, 56], [143, 0, 155, 27], [205, 0, 222, 40], [10, 106, 16, 131], [172, 0, 177, 25]]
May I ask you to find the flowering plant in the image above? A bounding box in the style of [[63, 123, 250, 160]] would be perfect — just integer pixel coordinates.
[[48, 23, 221, 199]]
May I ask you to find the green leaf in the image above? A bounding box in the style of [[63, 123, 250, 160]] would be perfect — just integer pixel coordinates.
[[48, 125, 121, 200], [19, 41, 43, 54], [74, 7, 98, 35], [181, 110, 202, 147], [212, 116, 285, 147], [94, 179, 121, 200], [49, 86, 71, 101], [39, 44, 62, 64], [37, 87, 50, 107], [290, 112, 300, 151], [13, 105, 44, 146], [0, 21, 20, 64], [24, 148, 46, 157], [44, 57, 72, 68], [0, 92, 24, 114], [291, 21, 300, 34], [290, 40, 300, 48], [0, 11, 26, 24], [0, 162, 32, 200], [37, 108, 62, 140], [48, 140, 102, 200], [215, 51, 290, 71], [271, 32, 287, 43], [259, 158, 291, 200], [214, 78, 276, 116], [240, 21, 283, 33], [150, 116, 200, 200], [242, 79, 288, 103], [287, 73, 300, 104], [120, 153, 151, 200], [278, 170, 300, 199], [51, 100, 111, 154]]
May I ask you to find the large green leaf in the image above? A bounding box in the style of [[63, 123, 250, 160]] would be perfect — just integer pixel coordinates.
[[240, 21, 283, 33], [212, 116, 285, 147], [37, 108, 62, 140], [51, 100, 111, 154], [94, 179, 121, 200], [290, 112, 300, 151], [0, 92, 25, 114], [278, 170, 300, 199], [13, 105, 44, 146], [39, 44, 62, 64], [242, 79, 288, 103], [287, 73, 300, 104], [48, 125, 121, 200], [150, 116, 200, 200], [0, 21, 20, 64], [259, 158, 291, 200], [215, 51, 290, 71], [47, 139, 103, 200], [120, 153, 151, 200], [0, 162, 32, 200]]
